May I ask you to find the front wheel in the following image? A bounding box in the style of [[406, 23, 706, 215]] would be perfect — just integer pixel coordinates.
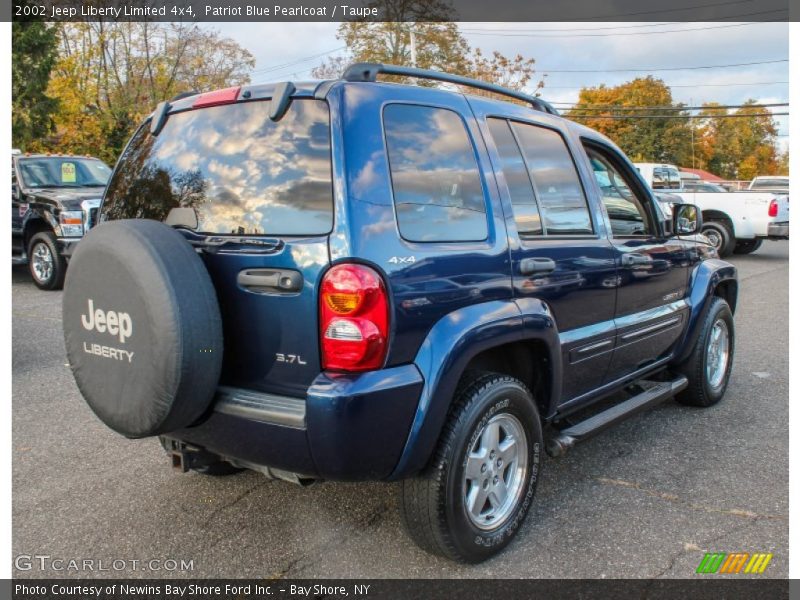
[[398, 373, 542, 562], [675, 297, 734, 408], [27, 231, 67, 290]]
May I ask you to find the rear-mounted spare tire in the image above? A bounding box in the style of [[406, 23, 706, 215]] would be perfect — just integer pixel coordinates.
[[62, 220, 223, 438]]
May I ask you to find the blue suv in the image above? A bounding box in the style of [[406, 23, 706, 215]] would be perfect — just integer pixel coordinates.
[[62, 63, 737, 562]]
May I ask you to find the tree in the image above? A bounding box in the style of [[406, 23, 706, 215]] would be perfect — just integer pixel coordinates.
[[45, 23, 255, 162], [566, 77, 693, 166], [696, 101, 780, 179], [314, 0, 542, 97], [12, 16, 59, 150], [777, 150, 789, 175]]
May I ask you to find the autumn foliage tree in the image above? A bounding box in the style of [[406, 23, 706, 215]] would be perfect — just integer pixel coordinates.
[[695, 101, 781, 179], [44, 22, 255, 162], [566, 76, 693, 166]]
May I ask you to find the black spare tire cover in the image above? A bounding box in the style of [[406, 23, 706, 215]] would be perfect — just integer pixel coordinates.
[[63, 219, 223, 438]]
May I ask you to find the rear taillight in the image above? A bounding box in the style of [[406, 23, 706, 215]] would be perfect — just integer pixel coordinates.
[[320, 264, 389, 372], [768, 199, 778, 217]]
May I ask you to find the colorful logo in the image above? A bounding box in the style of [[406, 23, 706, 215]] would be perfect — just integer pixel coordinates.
[[696, 552, 773, 574]]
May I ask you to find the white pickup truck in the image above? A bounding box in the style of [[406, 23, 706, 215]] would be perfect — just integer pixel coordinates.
[[634, 163, 789, 256]]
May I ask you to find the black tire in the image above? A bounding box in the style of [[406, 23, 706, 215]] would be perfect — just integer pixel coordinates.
[[192, 463, 245, 477], [398, 373, 543, 563], [733, 239, 763, 255], [675, 297, 734, 408], [701, 221, 735, 257], [62, 220, 224, 438], [27, 231, 67, 290]]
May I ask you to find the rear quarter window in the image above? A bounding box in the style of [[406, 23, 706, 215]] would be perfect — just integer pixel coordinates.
[[383, 104, 488, 243], [102, 99, 333, 236]]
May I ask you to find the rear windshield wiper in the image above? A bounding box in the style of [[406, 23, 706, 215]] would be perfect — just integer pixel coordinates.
[[175, 229, 285, 254]]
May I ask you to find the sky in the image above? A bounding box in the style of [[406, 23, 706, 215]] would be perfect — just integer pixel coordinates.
[[205, 21, 789, 152]]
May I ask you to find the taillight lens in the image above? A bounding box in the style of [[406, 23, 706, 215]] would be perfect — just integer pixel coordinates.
[[320, 264, 389, 372], [768, 199, 778, 217]]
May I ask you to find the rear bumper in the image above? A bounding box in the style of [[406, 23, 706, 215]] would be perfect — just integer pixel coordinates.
[[766, 222, 789, 239], [166, 364, 424, 481]]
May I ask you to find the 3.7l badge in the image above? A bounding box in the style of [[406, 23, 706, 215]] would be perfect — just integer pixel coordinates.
[[276, 353, 307, 365]]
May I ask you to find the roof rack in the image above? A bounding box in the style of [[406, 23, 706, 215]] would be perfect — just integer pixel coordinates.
[[342, 62, 559, 116]]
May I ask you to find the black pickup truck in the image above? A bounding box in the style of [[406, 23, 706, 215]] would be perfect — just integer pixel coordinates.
[[12, 153, 111, 289]]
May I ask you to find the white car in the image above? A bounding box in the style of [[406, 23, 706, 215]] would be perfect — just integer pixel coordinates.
[[635, 163, 789, 256]]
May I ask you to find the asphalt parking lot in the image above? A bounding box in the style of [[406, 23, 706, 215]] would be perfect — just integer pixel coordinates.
[[12, 241, 789, 579]]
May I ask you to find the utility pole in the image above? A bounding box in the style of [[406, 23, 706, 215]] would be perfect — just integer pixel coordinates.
[[408, 24, 417, 68]]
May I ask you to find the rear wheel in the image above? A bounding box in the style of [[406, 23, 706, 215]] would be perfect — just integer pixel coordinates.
[[398, 373, 542, 562], [28, 231, 66, 290], [701, 221, 735, 257], [675, 297, 734, 408], [733, 239, 762, 255]]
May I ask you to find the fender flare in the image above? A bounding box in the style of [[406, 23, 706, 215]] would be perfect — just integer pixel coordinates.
[[388, 299, 560, 480], [22, 210, 59, 245], [672, 258, 738, 364]]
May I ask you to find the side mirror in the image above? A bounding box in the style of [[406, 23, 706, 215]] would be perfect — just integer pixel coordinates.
[[673, 203, 701, 235], [12, 183, 19, 201]]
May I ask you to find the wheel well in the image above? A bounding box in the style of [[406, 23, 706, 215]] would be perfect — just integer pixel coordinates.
[[714, 280, 738, 313], [24, 219, 53, 249], [701, 210, 733, 232], [462, 340, 551, 418]]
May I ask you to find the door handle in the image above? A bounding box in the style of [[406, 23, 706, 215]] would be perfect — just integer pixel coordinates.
[[237, 269, 303, 293], [520, 257, 556, 275], [621, 253, 651, 267]]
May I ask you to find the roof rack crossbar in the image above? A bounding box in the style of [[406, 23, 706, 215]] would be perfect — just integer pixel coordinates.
[[342, 62, 559, 116]]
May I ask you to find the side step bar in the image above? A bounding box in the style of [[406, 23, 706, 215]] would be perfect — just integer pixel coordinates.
[[547, 375, 688, 458]]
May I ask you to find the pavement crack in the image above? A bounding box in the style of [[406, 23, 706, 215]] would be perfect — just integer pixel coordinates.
[[595, 477, 787, 521], [202, 481, 269, 528]]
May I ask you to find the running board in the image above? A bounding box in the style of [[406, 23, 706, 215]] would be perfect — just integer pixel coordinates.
[[546, 375, 688, 458]]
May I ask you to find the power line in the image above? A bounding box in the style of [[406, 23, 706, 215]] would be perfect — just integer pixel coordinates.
[[568, 0, 771, 21], [543, 81, 788, 89], [249, 46, 346, 77], [461, 19, 781, 38], [555, 103, 788, 111], [570, 112, 788, 120], [538, 58, 787, 74]]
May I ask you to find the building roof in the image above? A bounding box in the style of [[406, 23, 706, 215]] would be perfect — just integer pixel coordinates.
[[679, 167, 725, 182]]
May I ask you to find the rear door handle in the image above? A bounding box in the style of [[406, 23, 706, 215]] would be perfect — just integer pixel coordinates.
[[237, 269, 303, 294], [519, 257, 556, 275]]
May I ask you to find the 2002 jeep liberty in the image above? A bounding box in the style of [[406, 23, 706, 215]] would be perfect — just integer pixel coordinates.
[[62, 63, 737, 563]]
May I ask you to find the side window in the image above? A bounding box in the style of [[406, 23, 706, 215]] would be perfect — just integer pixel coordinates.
[[383, 104, 488, 242], [511, 122, 594, 235], [585, 147, 655, 237], [486, 118, 542, 236]]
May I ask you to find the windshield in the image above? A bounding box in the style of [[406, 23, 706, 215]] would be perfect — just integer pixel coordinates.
[[102, 99, 333, 237], [17, 157, 111, 188]]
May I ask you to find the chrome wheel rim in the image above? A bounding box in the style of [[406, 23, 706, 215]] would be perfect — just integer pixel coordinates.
[[31, 242, 53, 283], [704, 228, 722, 250], [464, 412, 528, 530], [706, 319, 730, 390]]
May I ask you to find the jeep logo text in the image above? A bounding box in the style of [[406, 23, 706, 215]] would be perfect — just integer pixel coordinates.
[[80, 298, 132, 343]]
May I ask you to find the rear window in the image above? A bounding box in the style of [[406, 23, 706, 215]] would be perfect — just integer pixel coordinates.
[[102, 99, 333, 236], [383, 104, 488, 242], [751, 178, 789, 190]]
